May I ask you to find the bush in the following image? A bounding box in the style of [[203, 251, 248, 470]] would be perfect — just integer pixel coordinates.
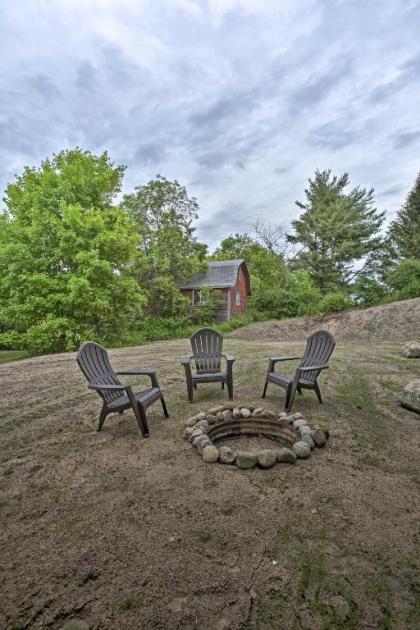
[[250, 270, 322, 320], [25, 317, 96, 354], [0, 330, 26, 350], [319, 292, 352, 313], [385, 259, 420, 300], [352, 277, 387, 307]]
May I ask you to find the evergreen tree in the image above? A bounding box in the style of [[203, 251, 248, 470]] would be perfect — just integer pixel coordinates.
[[389, 172, 420, 260], [287, 170, 385, 293]]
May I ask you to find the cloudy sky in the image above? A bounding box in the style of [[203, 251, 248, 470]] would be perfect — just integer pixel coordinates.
[[1, 0, 419, 247]]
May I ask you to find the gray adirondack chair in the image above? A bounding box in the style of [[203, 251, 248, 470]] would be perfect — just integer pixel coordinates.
[[76, 341, 169, 437], [262, 330, 335, 411], [181, 328, 235, 402]]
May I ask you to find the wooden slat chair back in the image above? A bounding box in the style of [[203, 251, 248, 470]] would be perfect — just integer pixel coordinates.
[[191, 328, 223, 374], [77, 341, 169, 437], [299, 330, 336, 383], [180, 328, 235, 402], [262, 330, 335, 411]]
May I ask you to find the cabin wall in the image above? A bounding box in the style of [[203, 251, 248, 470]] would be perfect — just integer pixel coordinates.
[[180, 287, 230, 322], [230, 266, 248, 316]]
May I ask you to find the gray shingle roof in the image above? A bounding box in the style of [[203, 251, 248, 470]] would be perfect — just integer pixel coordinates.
[[178, 259, 246, 290]]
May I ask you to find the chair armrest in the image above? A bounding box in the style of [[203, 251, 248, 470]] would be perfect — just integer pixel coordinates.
[[297, 364, 329, 373], [116, 370, 156, 376], [223, 353, 235, 362], [270, 356, 301, 363], [180, 356, 193, 366], [88, 382, 129, 392]]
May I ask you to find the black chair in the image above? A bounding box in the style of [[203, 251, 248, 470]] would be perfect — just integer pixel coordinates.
[[180, 328, 235, 402], [262, 330, 335, 411], [76, 341, 169, 437]]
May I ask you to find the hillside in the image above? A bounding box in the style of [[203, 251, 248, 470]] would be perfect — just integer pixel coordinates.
[[229, 297, 420, 342]]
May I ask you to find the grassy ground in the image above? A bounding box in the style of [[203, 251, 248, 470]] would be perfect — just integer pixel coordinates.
[[0, 350, 30, 365], [0, 337, 419, 629]]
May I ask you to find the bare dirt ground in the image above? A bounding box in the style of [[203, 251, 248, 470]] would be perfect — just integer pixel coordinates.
[[1, 330, 420, 628], [230, 297, 420, 342]]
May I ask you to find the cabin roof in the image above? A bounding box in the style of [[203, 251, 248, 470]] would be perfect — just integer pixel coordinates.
[[178, 259, 251, 293]]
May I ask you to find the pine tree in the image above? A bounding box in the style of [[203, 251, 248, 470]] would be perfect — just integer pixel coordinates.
[[287, 170, 385, 293], [389, 172, 420, 260]]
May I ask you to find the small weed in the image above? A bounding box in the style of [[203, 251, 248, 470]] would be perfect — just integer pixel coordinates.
[[117, 592, 144, 612]]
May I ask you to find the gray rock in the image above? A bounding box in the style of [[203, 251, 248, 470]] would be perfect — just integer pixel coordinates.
[[206, 414, 218, 425], [219, 446, 236, 464], [222, 409, 232, 420], [189, 428, 204, 442], [232, 407, 241, 419], [217, 411, 225, 420], [278, 411, 288, 419], [278, 417, 290, 426], [277, 448, 297, 464], [202, 445, 219, 463], [257, 450, 277, 468], [398, 379, 420, 413], [292, 412, 304, 420], [193, 434, 210, 448], [299, 425, 312, 436], [208, 405, 226, 414], [240, 408, 252, 418], [236, 451, 257, 469], [292, 441, 311, 459], [404, 342, 420, 358], [264, 410, 278, 419], [195, 412, 206, 421], [195, 419, 208, 430], [196, 439, 212, 454], [252, 407, 265, 417], [300, 433, 315, 449], [312, 430, 329, 447], [184, 416, 199, 427], [293, 418, 308, 429], [183, 427, 194, 440]]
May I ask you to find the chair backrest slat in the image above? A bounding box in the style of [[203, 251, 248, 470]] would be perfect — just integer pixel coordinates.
[[190, 328, 223, 373], [299, 330, 335, 383], [76, 341, 122, 404]]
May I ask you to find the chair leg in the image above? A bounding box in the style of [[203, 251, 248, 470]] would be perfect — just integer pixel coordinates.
[[186, 377, 194, 403], [98, 406, 108, 431], [221, 382, 224, 389], [194, 383, 197, 390], [262, 380, 268, 398], [314, 383, 322, 404], [134, 403, 150, 437], [227, 377, 233, 400], [161, 395, 169, 417], [297, 386, 302, 395], [286, 383, 297, 412]]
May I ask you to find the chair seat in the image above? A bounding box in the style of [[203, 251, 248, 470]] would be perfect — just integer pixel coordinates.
[[267, 373, 314, 388], [192, 371, 227, 383], [108, 387, 161, 410]]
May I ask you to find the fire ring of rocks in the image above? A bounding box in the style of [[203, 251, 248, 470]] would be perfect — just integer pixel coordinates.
[[183, 405, 329, 469]]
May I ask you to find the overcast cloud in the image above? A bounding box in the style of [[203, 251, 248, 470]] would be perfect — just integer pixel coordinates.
[[1, 0, 419, 247]]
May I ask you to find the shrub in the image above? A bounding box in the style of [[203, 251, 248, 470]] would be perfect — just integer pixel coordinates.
[[385, 258, 420, 300], [319, 292, 352, 313], [25, 317, 96, 354]]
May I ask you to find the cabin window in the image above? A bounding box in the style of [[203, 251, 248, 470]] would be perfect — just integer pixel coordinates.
[[193, 290, 206, 305], [235, 290, 241, 306]]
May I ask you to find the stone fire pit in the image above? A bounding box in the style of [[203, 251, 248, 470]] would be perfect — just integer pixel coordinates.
[[183, 405, 329, 469]]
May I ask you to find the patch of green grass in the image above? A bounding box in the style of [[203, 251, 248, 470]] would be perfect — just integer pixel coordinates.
[[0, 350, 30, 364], [117, 592, 144, 612], [0, 496, 9, 511]]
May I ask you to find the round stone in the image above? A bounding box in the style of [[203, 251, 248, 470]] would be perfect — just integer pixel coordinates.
[[183, 427, 194, 440], [206, 414, 217, 425], [257, 450, 277, 468], [293, 418, 308, 429], [236, 451, 257, 469], [193, 434, 210, 448], [299, 425, 312, 436], [252, 407, 265, 417], [240, 408, 251, 418], [196, 439, 212, 454], [202, 445, 219, 463], [219, 446, 236, 464], [222, 409, 232, 420], [195, 419, 208, 430], [217, 411, 224, 420], [293, 412, 304, 420], [278, 411, 288, 419], [312, 430, 329, 447], [208, 405, 226, 414], [184, 416, 199, 427], [277, 447, 297, 464], [278, 417, 290, 426], [232, 407, 241, 419], [293, 441, 311, 459], [300, 433, 315, 449]]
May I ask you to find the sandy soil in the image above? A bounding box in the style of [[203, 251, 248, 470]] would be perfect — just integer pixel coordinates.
[[0, 335, 419, 629], [229, 297, 420, 342]]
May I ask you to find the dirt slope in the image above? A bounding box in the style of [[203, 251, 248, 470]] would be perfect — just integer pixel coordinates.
[[229, 297, 420, 342]]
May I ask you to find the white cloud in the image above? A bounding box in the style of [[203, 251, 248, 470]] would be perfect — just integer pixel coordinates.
[[0, 0, 419, 246]]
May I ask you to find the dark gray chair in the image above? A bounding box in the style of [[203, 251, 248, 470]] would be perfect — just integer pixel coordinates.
[[180, 328, 235, 402], [76, 341, 169, 437], [262, 330, 335, 411]]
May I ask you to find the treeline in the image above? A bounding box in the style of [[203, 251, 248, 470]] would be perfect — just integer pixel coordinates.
[[0, 149, 418, 354]]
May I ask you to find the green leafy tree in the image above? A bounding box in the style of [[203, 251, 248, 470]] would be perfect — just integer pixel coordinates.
[[389, 172, 420, 260], [287, 170, 385, 293], [385, 259, 420, 300], [120, 175, 207, 315], [0, 149, 143, 353]]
